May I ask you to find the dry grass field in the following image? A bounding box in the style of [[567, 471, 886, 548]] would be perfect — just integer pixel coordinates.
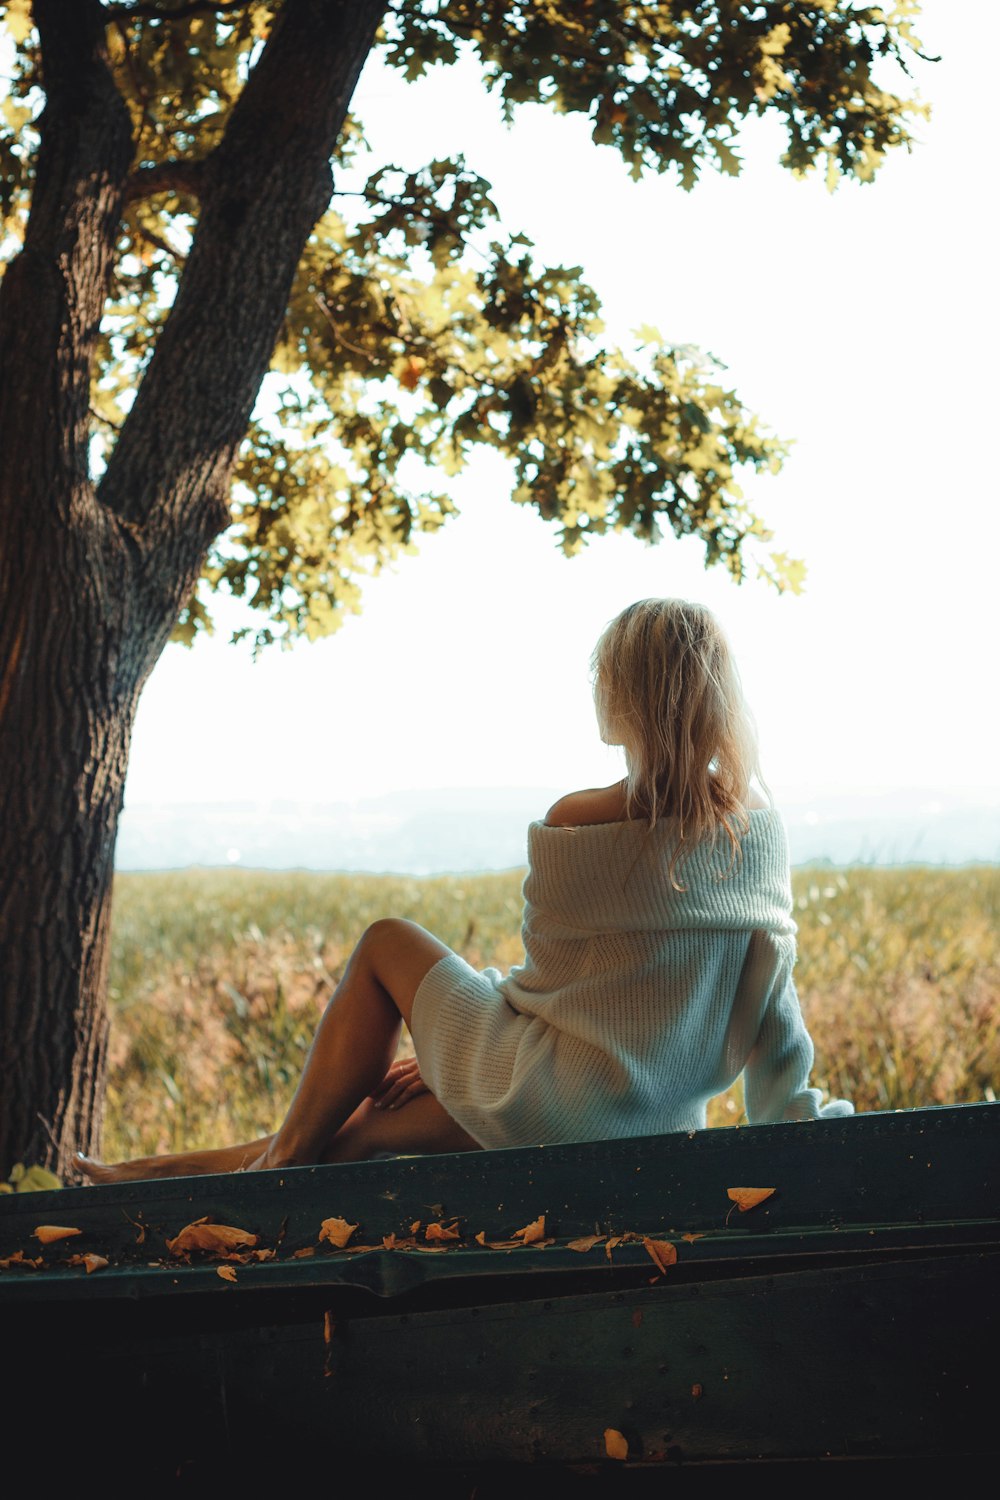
[[103, 863, 999, 1160]]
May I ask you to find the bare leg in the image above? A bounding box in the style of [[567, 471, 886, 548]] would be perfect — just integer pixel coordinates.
[[76, 1136, 274, 1184], [77, 919, 476, 1183], [321, 1093, 479, 1164], [248, 918, 464, 1170]]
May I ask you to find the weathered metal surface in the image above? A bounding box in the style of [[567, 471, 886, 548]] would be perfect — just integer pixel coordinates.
[[2, 1103, 997, 1479]]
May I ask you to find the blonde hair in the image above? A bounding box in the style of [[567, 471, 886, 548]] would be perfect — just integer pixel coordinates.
[[591, 598, 765, 884]]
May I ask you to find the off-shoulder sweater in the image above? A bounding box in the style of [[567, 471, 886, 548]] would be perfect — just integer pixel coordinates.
[[409, 808, 853, 1150]]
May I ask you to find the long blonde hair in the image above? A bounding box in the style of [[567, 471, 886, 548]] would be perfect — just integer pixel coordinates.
[[591, 598, 765, 883]]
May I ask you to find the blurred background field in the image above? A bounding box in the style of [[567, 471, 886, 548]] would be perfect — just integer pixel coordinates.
[[104, 864, 999, 1161]]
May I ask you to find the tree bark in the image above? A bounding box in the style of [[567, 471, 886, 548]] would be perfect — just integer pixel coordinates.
[[0, 0, 386, 1176]]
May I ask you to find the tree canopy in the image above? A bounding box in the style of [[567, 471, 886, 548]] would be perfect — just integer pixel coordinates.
[[0, 0, 928, 649]]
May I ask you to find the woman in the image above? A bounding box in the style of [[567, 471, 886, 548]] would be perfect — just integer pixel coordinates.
[[78, 597, 851, 1184]]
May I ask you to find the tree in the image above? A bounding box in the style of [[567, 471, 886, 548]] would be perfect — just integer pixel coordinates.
[[0, 0, 926, 1175]]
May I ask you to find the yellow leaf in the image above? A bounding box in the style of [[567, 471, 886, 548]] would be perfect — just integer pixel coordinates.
[[604, 1428, 629, 1461], [318, 1217, 358, 1249], [726, 1187, 776, 1213], [166, 1219, 258, 1256], [681, 1232, 704, 1243], [291, 1246, 316, 1259], [16, 1165, 62, 1193], [567, 1235, 606, 1252], [3, 0, 33, 44], [216, 1265, 238, 1283], [425, 1220, 460, 1242], [642, 1238, 677, 1274], [32, 1225, 82, 1245], [513, 1215, 545, 1245]]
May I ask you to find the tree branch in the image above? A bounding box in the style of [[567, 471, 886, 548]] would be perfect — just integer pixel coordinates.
[[124, 158, 204, 203], [104, 0, 251, 22], [99, 0, 387, 584], [0, 0, 133, 518]]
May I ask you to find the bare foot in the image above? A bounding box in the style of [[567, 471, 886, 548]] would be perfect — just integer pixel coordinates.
[[75, 1151, 190, 1184]]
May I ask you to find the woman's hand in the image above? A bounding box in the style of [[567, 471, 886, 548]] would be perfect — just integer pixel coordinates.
[[371, 1056, 429, 1111]]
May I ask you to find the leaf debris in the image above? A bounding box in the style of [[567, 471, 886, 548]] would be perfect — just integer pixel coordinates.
[[32, 1225, 82, 1245], [318, 1217, 358, 1249]]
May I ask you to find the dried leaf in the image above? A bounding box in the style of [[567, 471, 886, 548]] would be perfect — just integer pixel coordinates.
[[409, 1220, 421, 1235], [424, 1220, 460, 1242], [726, 1187, 776, 1213], [250, 1248, 275, 1261], [681, 1232, 704, 1243], [605, 1235, 624, 1261], [323, 1311, 335, 1344], [318, 1217, 358, 1249], [32, 1225, 82, 1245], [604, 1428, 629, 1461], [513, 1215, 545, 1245], [166, 1220, 258, 1257], [291, 1246, 316, 1259], [216, 1265, 238, 1283], [410, 1244, 451, 1253], [0, 1250, 42, 1269], [382, 1233, 399, 1250], [474, 1230, 487, 1246], [642, 1238, 677, 1274], [481, 1239, 523, 1250], [567, 1235, 606, 1253], [342, 1243, 380, 1254]]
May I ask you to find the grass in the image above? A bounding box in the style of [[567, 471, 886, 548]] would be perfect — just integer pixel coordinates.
[[103, 863, 1000, 1160]]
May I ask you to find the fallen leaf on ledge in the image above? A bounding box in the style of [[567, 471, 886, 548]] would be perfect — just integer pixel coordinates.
[[425, 1220, 460, 1242], [216, 1265, 238, 1283], [166, 1220, 258, 1257], [604, 1235, 624, 1261], [66, 1253, 108, 1274], [291, 1246, 316, 1259], [567, 1235, 606, 1253], [318, 1217, 358, 1249], [642, 1238, 677, 1274], [681, 1232, 705, 1243], [726, 1187, 776, 1213], [0, 1250, 42, 1268], [513, 1215, 546, 1245], [32, 1225, 82, 1245], [604, 1428, 629, 1461]]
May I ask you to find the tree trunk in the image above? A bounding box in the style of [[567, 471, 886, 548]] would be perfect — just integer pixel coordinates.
[[0, 513, 145, 1175], [0, 0, 386, 1178]]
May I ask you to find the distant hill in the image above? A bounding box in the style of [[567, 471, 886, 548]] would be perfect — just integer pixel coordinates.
[[115, 785, 1000, 873]]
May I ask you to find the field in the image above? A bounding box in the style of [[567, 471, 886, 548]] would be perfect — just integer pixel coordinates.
[[103, 864, 999, 1161]]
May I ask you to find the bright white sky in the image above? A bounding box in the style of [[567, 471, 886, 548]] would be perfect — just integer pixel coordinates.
[[124, 1, 999, 814]]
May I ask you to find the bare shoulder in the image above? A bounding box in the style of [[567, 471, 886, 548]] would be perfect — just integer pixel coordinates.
[[544, 781, 628, 828]]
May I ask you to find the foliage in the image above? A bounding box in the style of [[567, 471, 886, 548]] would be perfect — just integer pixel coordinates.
[[0, 1161, 62, 1193], [102, 862, 998, 1159], [0, 1, 929, 646]]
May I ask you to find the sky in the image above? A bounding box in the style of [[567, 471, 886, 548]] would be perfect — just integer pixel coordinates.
[[122, 2, 1000, 826]]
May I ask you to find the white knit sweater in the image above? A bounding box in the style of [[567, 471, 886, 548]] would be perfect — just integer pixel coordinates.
[[410, 808, 853, 1149]]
